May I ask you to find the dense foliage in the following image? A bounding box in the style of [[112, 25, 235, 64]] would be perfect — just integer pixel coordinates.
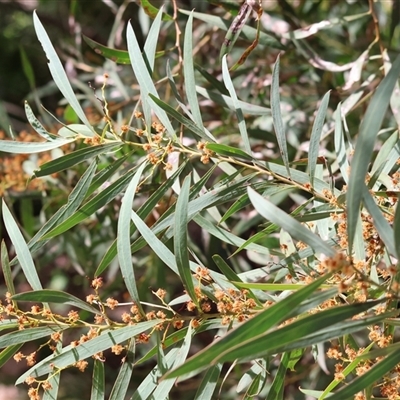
[[2, 1, 400, 399]]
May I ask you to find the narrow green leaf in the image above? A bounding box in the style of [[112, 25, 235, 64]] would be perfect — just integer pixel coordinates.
[[83, 35, 131, 64], [33, 11, 93, 131], [206, 143, 252, 160], [139, 0, 172, 20], [308, 91, 330, 186], [117, 162, 148, 316], [195, 63, 229, 95], [318, 343, 374, 400], [0, 138, 74, 154], [232, 282, 330, 291], [151, 324, 193, 398], [164, 274, 330, 379], [247, 187, 336, 257], [362, 185, 396, 256], [42, 341, 61, 400], [34, 143, 120, 177], [221, 55, 252, 154], [24, 101, 58, 141], [179, 10, 284, 50], [95, 161, 187, 276], [90, 360, 105, 400], [0, 344, 23, 368], [347, 53, 400, 252], [196, 86, 271, 115], [149, 94, 215, 142], [194, 364, 222, 400], [126, 17, 176, 139], [41, 167, 139, 239], [108, 339, 135, 400], [213, 255, 260, 305], [0, 326, 65, 348], [1, 240, 15, 296], [220, 2, 252, 60], [333, 103, 349, 183], [175, 175, 197, 304], [12, 290, 100, 314], [130, 210, 178, 274], [19, 159, 97, 262], [271, 55, 291, 177], [143, 3, 163, 70], [394, 193, 400, 259], [215, 301, 382, 364], [370, 129, 398, 178], [2, 200, 42, 290], [266, 352, 290, 400], [184, 12, 204, 130], [328, 351, 400, 400], [16, 320, 160, 384]]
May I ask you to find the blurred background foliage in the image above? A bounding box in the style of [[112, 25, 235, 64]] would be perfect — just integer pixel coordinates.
[[1, 0, 400, 399]]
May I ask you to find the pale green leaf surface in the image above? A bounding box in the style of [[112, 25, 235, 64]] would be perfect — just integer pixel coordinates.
[[175, 175, 197, 303], [184, 12, 203, 130], [0, 138, 74, 154], [24, 101, 58, 141], [41, 167, 140, 239], [333, 103, 349, 183], [347, 53, 400, 252], [95, 161, 187, 275], [130, 210, 178, 274], [149, 94, 215, 141], [328, 351, 400, 400], [271, 55, 290, 177], [33, 11, 93, 131], [108, 339, 134, 400], [12, 289, 100, 314], [0, 344, 23, 368], [2, 200, 43, 290], [117, 162, 148, 316], [308, 91, 330, 185], [179, 10, 284, 49], [194, 364, 222, 400], [20, 159, 97, 261], [164, 275, 329, 379], [1, 240, 15, 296], [34, 143, 120, 177], [16, 320, 160, 384], [90, 360, 105, 400], [394, 193, 400, 259], [196, 86, 271, 115], [222, 55, 251, 154], [247, 187, 336, 257], [126, 18, 176, 138], [42, 341, 61, 400], [362, 185, 396, 256], [0, 326, 65, 348]]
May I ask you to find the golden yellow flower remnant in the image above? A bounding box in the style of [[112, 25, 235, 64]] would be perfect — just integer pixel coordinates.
[[13, 351, 24, 362], [67, 309, 80, 322], [173, 319, 184, 329], [74, 360, 88, 372], [26, 352, 37, 366], [326, 346, 342, 360], [86, 294, 96, 304], [134, 110, 143, 119], [91, 277, 103, 289], [106, 297, 119, 310], [28, 387, 40, 400], [111, 344, 124, 355]]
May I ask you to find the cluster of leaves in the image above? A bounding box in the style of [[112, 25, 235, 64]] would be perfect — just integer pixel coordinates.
[[2, 1, 400, 399]]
